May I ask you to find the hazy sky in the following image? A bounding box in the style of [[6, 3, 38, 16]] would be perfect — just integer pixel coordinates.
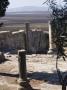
[[8, 0, 45, 8], [8, 0, 64, 9]]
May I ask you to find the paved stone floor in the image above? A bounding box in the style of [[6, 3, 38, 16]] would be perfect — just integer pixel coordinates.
[[0, 53, 67, 90]]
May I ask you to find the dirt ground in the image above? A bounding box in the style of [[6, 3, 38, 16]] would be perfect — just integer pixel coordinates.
[[0, 53, 67, 90]]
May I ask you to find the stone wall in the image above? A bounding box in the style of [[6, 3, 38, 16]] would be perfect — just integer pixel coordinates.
[[0, 30, 49, 53], [0, 31, 11, 52], [27, 29, 49, 53], [12, 30, 25, 50]]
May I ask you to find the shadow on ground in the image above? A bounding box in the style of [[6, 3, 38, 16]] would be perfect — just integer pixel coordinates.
[[0, 73, 39, 90], [0, 72, 19, 77], [28, 71, 67, 85], [0, 71, 67, 86]]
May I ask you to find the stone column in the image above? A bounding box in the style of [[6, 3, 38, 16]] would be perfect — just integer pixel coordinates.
[[48, 21, 53, 54], [18, 50, 33, 90], [18, 50, 27, 83]]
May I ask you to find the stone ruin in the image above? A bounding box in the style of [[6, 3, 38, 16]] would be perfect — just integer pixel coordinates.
[[0, 29, 49, 54], [0, 30, 25, 53], [0, 21, 66, 54]]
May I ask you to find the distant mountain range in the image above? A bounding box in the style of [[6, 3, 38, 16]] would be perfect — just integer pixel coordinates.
[[7, 6, 48, 12]]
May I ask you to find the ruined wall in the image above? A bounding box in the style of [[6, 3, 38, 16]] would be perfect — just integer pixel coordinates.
[[0, 30, 25, 52], [27, 29, 49, 53], [0, 31, 11, 52], [0, 30, 49, 53], [12, 30, 25, 50]]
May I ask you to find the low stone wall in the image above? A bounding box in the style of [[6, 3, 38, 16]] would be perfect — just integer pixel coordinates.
[[0, 30, 49, 53]]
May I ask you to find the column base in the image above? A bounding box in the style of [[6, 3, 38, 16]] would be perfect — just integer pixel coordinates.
[[48, 49, 53, 54], [18, 78, 27, 84], [18, 78, 33, 90]]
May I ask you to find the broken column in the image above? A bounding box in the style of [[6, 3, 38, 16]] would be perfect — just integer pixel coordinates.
[[18, 49, 27, 83], [18, 50, 32, 90], [18, 49, 27, 90], [48, 21, 53, 54]]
